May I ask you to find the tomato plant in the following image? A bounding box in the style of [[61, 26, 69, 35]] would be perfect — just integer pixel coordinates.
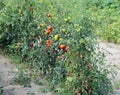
[[0, 0, 115, 95]]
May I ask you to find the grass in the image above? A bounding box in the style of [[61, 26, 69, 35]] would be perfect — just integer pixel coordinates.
[[39, 87, 48, 93]]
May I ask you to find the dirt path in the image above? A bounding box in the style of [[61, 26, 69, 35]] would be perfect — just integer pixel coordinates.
[[0, 42, 120, 95], [99, 42, 120, 95], [0, 55, 54, 95]]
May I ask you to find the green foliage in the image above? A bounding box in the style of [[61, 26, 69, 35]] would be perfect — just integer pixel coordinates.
[[14, 69, 31, 87], [84, 0, 120, 43], [114, 80, 120, 89], [0, 88, 3, 95], [0, 0, 115, 95], [40, 88, 48, 93]]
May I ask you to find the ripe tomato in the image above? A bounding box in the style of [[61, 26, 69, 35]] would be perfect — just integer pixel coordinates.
[[62, 49, 67, 54], [47, 25, 52, 31], [44, 25, 52, 35], [46, 43, 50, 47], [60, 44, 66, 50], [45, 29, 51, 35], [30, 42, 34, 47], [46, 40, 52, 47]]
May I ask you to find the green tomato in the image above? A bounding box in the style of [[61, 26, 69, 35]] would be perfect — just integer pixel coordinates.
[[64, 18, 68, 22], [54, 35, 59, 41], [31, 75, 35, 78], [62, 28, 67, 33], [59, 38, 63, 43], [64, 17, 71, 22], [67, 16, 71, 20]]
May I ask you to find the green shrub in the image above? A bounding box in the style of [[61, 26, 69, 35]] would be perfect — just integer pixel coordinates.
[[84, 0, 120, 43]]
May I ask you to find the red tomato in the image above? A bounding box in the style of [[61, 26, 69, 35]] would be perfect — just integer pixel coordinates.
[[62, 49, 67, 54], [60, 45, 66, 50], [47, 25, 52, 31], [30, 42, 34, 47], [46, 40, 52, 47], [45, 30, 51, 35]]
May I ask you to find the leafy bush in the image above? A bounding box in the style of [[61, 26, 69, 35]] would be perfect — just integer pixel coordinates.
[[83, 0, 120, 43], [0, 0, 114, 95]]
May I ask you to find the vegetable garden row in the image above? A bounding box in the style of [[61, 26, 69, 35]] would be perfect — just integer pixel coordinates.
[[0, 0, 119, 95]]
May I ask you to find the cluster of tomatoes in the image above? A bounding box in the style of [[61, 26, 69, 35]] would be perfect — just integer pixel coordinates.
[[29, 14, 69, 56]]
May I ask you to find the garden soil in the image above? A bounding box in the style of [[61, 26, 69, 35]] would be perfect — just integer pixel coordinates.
[[0, 55, 54, 95], [99, 42, 120, 95], [0, 42, 120, 95]]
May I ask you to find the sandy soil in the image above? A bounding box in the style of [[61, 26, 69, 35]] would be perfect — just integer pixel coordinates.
[[0, 55, 54, 95], [99, 42, 120, 95], [0, 42, 120, 95]]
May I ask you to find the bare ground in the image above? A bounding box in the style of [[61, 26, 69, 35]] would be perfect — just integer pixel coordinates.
[[0, 55, 54, 95], [0, 41, 120, 95], [99, 42, 120, 95]]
